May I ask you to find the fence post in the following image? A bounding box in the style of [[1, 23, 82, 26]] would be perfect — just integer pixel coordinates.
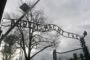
[[73, 53, 78, 60], [80, 31, 90, 60], [80, 37, 90, 60], [80, 53, 84, 60], [70, 58, 74, 60], [53, 49, 57, 60]]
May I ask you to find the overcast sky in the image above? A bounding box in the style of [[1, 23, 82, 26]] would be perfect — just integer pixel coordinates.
[[3, 0, 90, 60]]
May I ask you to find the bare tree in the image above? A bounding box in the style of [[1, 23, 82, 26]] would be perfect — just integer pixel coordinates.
[[1, 0, 60, 60], [13, 10, 59, 60]]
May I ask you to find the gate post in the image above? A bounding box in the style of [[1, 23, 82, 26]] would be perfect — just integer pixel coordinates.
[[73, 53, 78, 60], [0, 0, 7, 23], [80, 31, 90, 60], [53, 49, 57, 60], [80, 53, 84, 60]]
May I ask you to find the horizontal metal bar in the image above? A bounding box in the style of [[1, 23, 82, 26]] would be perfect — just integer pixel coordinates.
[[56, 48, 82, 54]]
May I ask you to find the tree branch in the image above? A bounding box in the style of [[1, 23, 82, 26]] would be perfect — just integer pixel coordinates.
[[30, 45, 52, 59], [18, 27, 27, 58]]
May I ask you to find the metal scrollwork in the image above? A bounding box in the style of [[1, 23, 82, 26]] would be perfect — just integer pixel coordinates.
[[3, 19, 80, 40], [35, 24, 80, 40]]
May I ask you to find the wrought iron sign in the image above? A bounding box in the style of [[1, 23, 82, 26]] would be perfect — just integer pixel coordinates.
[[2, 18, 90, 60], [2, 19, 80, 40]]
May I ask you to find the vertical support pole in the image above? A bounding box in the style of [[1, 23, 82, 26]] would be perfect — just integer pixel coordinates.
[[80, 31, 90, 60], [53, 49, 57, 60], [0, 0, 7, 37], [70, 58, 74, 60], [0, 27, 2, 36], [0, 0, 7, 23], [80, 37, 90, 60], [73, 53, 78, 60], [80, 53, 84, 60]]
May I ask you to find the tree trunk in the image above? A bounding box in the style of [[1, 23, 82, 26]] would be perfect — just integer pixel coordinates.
[[25, 57, 31, 60]]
